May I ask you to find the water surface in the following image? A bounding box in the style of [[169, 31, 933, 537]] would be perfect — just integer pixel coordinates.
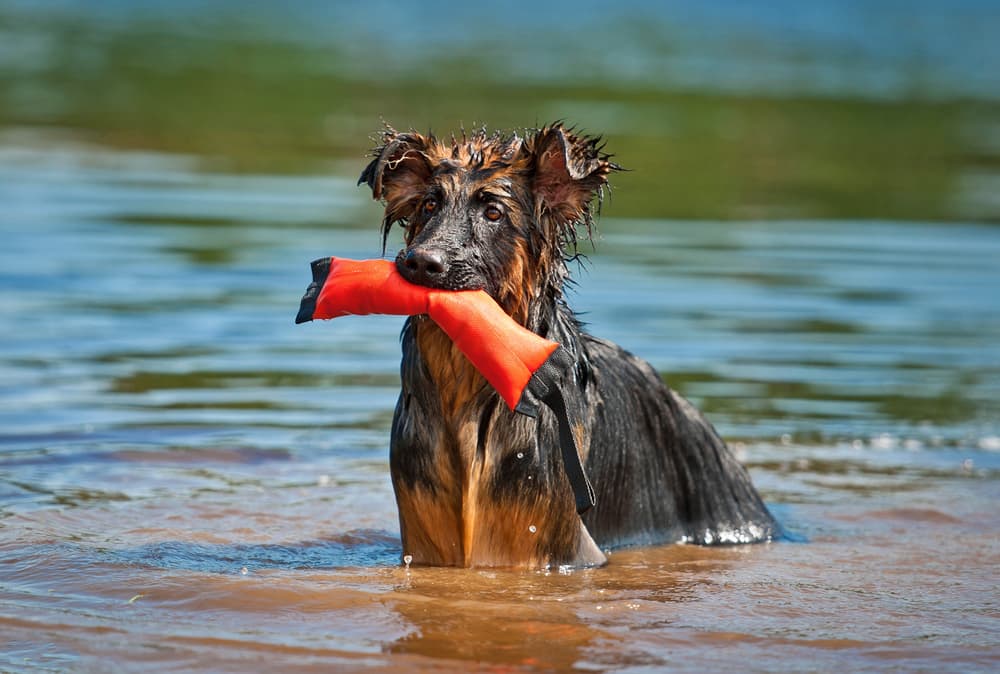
[[1, 144, 998, 672], [4, 3, 1000, 671]]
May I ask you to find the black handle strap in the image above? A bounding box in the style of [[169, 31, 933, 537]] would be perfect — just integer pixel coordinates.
[[543, 384, 597, 514], [516, 347, 597, 515]]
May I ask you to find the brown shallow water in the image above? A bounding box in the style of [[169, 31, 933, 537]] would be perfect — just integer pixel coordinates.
[[1, 146, 999, 672], [2, 477, 998, 673]]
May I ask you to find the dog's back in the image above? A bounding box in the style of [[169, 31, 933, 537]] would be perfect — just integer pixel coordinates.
[[579, 334, 777, 548]]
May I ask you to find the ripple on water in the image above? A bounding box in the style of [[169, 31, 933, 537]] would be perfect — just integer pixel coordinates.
[[2, 137, 1000, 672]]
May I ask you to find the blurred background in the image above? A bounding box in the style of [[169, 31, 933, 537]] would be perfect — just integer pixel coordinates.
[[2, 1, 999, 672], [2, 0, 1000, 220]]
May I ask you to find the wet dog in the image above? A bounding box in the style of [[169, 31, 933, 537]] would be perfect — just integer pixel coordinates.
[[358, 123, 778, 567]]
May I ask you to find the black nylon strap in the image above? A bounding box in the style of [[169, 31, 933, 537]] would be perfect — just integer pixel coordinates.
[[542, 384, 597, 514], [516, 347, 597, 515]]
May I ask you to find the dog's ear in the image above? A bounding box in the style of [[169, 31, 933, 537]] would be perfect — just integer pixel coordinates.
[[358, 128, 433, 203], [359, 128, 435, 249], [529, 125, 618, 229]]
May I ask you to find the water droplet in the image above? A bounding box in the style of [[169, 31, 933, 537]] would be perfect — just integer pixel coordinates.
[[240, 566, 249, 576], [403, 554, 413, 570], [516, 452, 524, 459], [528, 525, 537, 533]]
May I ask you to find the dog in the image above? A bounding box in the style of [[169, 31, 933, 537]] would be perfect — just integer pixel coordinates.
[[358, 123, 778, 567]]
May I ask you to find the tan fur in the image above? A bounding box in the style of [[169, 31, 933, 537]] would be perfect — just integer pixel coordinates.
[[393, 411, 570, 567], [496, 236, 538, 325], [414, 319, 486, 417], [394, 484, 463, 566]]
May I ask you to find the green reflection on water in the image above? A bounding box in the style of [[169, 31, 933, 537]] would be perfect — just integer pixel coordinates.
[[1, 7, 997, 223]]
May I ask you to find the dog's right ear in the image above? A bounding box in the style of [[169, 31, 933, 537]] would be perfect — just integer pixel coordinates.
[[359, 129, 435, 250], [358, 129, 433, 204]]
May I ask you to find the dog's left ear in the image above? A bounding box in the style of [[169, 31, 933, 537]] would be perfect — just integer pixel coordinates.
[[529, 125, 619, 228]]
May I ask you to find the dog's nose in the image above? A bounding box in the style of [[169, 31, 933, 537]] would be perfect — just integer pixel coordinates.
[[401, 248, 447, 285]]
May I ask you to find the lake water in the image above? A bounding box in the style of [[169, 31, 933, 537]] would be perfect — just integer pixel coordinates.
[[1, 143, 999, 672]]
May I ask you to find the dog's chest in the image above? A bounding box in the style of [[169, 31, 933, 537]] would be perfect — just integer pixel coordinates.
[[415, 321, 485, 416], [392, 404, 584, 565], [392, 320, 587, 567]]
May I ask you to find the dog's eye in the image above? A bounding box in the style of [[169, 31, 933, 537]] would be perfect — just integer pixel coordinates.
[[423, 198, 438, 215], [484, 205, 503, 222]]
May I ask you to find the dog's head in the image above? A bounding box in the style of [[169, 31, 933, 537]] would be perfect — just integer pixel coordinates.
[[358, 123, 619, 320]]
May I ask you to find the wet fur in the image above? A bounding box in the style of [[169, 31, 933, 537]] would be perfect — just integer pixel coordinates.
[[359, 123, 778, 568]]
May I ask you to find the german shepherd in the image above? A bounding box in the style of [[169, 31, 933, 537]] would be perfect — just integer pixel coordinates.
[[358, 123, 778, 567]]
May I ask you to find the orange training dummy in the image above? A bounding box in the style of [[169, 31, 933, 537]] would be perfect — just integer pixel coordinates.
[[295, 256, 596, 513], [297, 257, 556, 412]]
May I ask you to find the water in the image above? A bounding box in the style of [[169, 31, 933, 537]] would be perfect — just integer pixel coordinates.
[[2, 1, 1000, 668], [1, 138, 998, 672]]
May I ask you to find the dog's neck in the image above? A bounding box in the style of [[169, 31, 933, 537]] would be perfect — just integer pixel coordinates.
[[414, 265, 570, 417], [413, 317, 486, 417]]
